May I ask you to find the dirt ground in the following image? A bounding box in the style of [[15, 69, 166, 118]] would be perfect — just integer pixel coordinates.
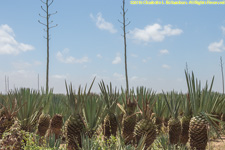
[[208, 136, 225, 150]]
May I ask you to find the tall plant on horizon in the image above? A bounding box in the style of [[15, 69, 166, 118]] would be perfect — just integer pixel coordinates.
[[38, 0, 58, 93], [119, 0, 131, 93]]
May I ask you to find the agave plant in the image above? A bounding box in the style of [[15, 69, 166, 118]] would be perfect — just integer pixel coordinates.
[[48, 94, 69, 122], [179, 93, 192, 145], [65, 78, 95, 150], [221, 98, 225, 129], [36, 90, 53, 138], [64, 83, 85, 150], [11, 88, 44, 132], [117, 89, 137, 145], [185, 70, 221, 150], [162, 104, 170, 130], [153, 94, 166, 134], [99, 81, 119, 140], [37, 113, 51, 137], [133, 87, 156, 149], [0, 96, 19, 139], [205, 92, 224, 130], [82, 94, 106, 138], [47, 114, 63, 140], [163, 91, 181, 145], [45, 94, 65, 141]]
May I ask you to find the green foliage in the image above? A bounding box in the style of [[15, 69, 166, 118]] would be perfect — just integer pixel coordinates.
[[185, 70, 224, 138], [0, 94, 6, 109], [48, 94, 69, 122], [180, 93, 192, 117], [46, 134, 62, 149], [136, 86, 156, 119], [153, 94, 166, 118], [22, 132, 63, 150], [152, 134, 187, 150], [99, 80, 119, 112], [41, 89, 54, 115], [65, 78, 95, 116], [163, 91, 181, 119], [80, 133, 146, 150], [11, 88, 44, 132], [82, 95, 106, 135], [185, 70, 214, 115]]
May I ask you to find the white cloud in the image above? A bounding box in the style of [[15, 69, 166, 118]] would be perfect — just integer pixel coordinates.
[[34, 61, 42, 66], [208, 39, 225, 52], [90, 13, 117, 33], [159, 49, 169, 55], [12, 62, 32, 70], [52, 74, 67, 79], [131, 53, 138, 58], [56, 48, 89, 64], [162, 64, 171, 69], [130, 23, 182, 43], [142, 57, 151, 63], [91, 73, 110, 81], [222, 26, 225, 35], [112, 53, 122, 64], [97, 54, 102, 59], [0, 24, 34, 55], [131, 76, 138, 81], [142, 59, 147, 63], [12, 60, 42, 71], [113, 72, 124, 80]]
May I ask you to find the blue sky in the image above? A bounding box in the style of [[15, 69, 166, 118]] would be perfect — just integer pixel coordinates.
[[0, 0, 225, 93]]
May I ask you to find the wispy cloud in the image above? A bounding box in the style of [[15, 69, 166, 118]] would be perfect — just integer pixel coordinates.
[[52, 74, 67, 79], [131, 53, 138, 58], [12, 61, 42, 70], [222, 26, 225, 35], [12, 61, 32, 70], [112, 53, 122, 64], [142, 57, 151, 63], [130, 76, 138, 81], [208, 39, 225, 52], [96, 54, 102, 59], [34, 61, 42, 66], [113, 72, 124, 80], [159, 49, 169, 55], [90, 13, 117, 34], [0, 24, 34, 55], [130, 23, 182, 43], [56, 48, 89, 64], [162, 64, 171, 69]]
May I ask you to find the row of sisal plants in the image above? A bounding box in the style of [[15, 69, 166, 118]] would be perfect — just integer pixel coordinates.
[[0, 71, 224, 149]]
